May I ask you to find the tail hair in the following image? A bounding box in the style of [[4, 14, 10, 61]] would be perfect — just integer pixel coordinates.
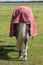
[[16, 23, 26, 51]]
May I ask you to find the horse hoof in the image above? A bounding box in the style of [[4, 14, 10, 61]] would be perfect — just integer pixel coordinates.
[[18, 55, 23, 59], [23, 57, 27, 61]]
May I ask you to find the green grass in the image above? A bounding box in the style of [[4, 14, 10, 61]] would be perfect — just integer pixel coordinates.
[[0, 2, 43, 65]]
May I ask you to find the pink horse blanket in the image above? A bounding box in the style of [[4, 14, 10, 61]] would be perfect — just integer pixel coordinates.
[[9, 6, 37, 37]]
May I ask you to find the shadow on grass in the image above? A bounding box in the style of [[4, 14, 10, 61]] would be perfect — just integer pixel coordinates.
[[0, 45, 23, 61], [0, 40, 7, 44]]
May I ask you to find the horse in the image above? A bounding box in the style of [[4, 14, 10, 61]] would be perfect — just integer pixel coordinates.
[[9, 6, 37, 60]]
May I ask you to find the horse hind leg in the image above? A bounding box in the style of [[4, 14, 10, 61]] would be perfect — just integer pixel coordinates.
[[23, 40, 28, 60], [18, 51, 23, 59], [23, 32, 29, 60], [23, 48, 27, 60]]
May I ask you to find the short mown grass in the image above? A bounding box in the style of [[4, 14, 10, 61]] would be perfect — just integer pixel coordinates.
[[0, 2, 43, 65]]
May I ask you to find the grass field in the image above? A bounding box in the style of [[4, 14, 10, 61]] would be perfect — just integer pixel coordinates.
[[0, 2, 43, 65]]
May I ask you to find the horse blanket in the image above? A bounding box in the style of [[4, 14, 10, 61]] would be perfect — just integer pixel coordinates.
[[9, 6, 37, 37]]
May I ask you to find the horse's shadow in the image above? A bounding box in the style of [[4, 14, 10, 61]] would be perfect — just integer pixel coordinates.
[[0, 45, 22, 61]]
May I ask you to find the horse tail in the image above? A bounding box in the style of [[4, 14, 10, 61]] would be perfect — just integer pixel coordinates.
[[16, 23, 26, 51]]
